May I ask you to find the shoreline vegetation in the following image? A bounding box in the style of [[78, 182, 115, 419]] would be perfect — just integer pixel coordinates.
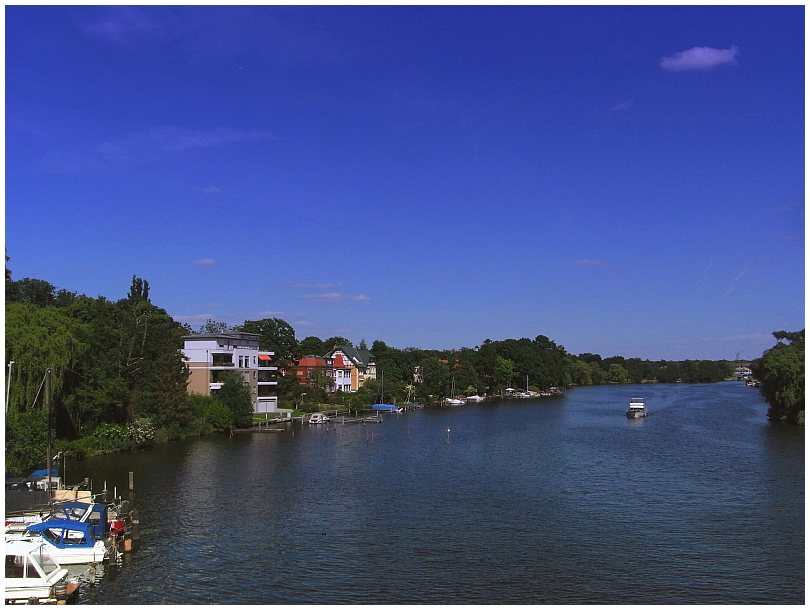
[[5, 268, 804, 475]]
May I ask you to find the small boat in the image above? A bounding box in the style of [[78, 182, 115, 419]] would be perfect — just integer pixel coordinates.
[[445, 376, 465, 405], [626, 397, 647, 419], [308, 413, 330, 424], [443, 398, 465, 406], [4, 538, 80, 604], [7, 519, 109, 565], [6, 500, 109, 539], [372, 403, 402, 413], [465, 395, 485, 403]]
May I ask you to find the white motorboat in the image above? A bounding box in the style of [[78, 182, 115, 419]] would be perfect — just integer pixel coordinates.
[[308, 413, 329, 424], [7, 518, 109, 564], [626, 397, 648, 419], [4, 539, 79, 604]]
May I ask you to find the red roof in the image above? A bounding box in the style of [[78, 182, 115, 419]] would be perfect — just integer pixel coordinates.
[[298, 357, 327, 367]]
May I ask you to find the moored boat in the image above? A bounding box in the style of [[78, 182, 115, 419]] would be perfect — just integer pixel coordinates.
[[4, 539, 80, 604], [7, 519, 109, 565], [443, 398, 465, 406], [626, 397, 647, 419], [308, 413, 329, 424]]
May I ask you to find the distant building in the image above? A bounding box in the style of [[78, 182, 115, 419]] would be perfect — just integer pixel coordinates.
[[326, 345, 377, 392], [182, 332, 279, 413], [292, 356, 335, 391]]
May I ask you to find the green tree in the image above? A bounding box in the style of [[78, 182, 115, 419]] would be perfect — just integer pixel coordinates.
[[114, 279, 188, 423], [419, 357, 450, 402], [202, 398, 235, 432], [494, 355, 516, 392], [572, 360, 592, 385], [299, 336, 327, 356], [217, 372, 254, 428], [196, 319, 232, 334], [5, 303, 89, 419], [238, 317, 298, 360], [324, 336, 353, 350], [608, 363, 628, 384], [752, 330, 805, 425]]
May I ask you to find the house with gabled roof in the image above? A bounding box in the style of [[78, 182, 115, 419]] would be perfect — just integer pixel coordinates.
[[326, 344, 376, 392]]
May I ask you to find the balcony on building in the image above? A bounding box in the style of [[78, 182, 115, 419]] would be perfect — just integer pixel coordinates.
[[211, 352, 235, 367]]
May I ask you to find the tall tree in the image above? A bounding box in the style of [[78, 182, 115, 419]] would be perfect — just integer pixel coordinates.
[[752, 330, 805, 425], [299, 336, 327, 356], [238, 317, 298, 361]]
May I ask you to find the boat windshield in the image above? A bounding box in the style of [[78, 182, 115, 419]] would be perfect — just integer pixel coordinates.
[[33, 547, 59, 575]]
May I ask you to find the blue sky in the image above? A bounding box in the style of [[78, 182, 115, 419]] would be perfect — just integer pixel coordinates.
[[5, 5, 805, 360]]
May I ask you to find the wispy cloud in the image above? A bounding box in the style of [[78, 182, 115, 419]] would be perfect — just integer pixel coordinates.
[[200, 185, 221, 194], [702, 333, 771, 345], [75, 7, 160, 42], [290, 281, 342, 290], [660, 46, 739, 72], [304, 292, 370, 303], [40, 126, 273, 172], [724, 268, 748, 296], [193, 258, 216, 266], [172, 313, 217, 324], [575, 259, 607, 267], [612, 100, 633, 111]]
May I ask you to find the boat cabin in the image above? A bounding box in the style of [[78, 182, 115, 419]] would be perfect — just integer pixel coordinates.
[[4, 539, 69, 604]]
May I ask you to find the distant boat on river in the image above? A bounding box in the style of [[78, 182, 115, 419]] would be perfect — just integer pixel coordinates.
[[626, 397, 648, 419]]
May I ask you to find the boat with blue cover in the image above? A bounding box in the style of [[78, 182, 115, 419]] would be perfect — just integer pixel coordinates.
[[7, 519, 109, 565]]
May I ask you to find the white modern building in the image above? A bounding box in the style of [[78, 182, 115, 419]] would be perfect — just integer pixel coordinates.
[[182, 332, 279, 413]]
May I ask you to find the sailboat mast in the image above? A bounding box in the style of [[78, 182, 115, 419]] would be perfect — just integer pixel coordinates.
[[45, 368, 52, 498]]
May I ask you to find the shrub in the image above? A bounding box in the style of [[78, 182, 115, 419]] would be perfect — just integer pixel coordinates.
[[202, 399, 234, 431]]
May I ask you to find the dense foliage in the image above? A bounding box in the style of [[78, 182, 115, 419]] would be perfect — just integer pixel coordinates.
[[752, 330, 805, 425]]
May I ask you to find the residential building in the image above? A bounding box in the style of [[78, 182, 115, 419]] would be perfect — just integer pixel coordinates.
[[326, 345, 376, 392], [292, 356, 335, 391], [182, 332, 279, 413]]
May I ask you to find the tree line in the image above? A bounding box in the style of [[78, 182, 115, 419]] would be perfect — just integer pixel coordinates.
[[6, 266, 766, 473]]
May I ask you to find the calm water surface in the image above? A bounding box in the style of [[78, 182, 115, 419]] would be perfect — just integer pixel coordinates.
[[76, 382, 803, 604]]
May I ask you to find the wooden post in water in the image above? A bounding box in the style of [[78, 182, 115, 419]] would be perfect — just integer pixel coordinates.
[[128, 471, 134, 502]]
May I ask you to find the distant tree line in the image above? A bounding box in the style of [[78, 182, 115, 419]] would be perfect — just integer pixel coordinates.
[[3, 262, 753, 473]]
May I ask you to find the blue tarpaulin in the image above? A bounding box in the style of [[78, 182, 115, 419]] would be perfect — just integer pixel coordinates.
[[30, 469, 59, 478], [371, 404, 399, 412]]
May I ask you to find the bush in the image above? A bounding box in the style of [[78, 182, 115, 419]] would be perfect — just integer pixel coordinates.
[[127, 417, 156, 447], [202, 399, 234, 432]]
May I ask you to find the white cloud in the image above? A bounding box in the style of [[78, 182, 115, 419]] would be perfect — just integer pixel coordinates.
[[200, 185, 220, 194], [575, 259, 607, 267], [193, 258, 216, 266], [660, 46, 739, 72], [290, 281, 341, 289], [304, 292, 370, 303]]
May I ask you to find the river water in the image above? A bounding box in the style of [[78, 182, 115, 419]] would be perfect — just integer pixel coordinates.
[[74, 382, 803, 604]]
